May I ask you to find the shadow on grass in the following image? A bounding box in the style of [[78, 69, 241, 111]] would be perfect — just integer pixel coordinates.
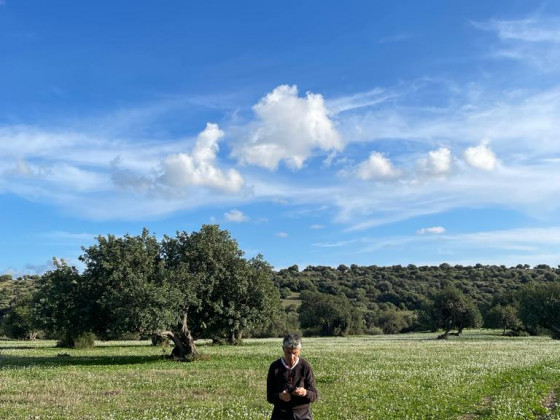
[[0, 346, 44, 350], [0, 354, 165, 369]]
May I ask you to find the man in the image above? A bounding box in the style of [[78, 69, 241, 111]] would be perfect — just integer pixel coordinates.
[[267, 334, 318, 420]]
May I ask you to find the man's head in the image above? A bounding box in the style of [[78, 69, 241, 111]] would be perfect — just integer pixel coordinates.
[[282, 334, 302, 367], [282, 333, 302, 350]]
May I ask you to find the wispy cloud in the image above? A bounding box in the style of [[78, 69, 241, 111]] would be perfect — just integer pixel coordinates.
[[0, 121, 250, 220], [417, 226, 445, 235], [313, 239, 359, 248], [328, 87, 406, 114], [473, 17, 560, 72], [347, 226, 560, 266], [475, 18, 560, 43]]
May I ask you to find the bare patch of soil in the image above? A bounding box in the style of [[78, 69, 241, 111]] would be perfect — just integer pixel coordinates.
[[539, 391, 558, 419]]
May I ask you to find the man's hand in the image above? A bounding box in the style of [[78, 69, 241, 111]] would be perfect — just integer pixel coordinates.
[[279, 390, 291, 401], [293, 387, 307, 397]]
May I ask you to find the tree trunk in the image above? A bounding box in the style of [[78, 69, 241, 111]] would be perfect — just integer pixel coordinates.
[[437, 328, 452, 339], [160, 313, 199, 361], [227, 329, 243, 345], [549, 324, 560, 340]]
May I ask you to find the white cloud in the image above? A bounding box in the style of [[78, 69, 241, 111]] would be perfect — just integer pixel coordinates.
[[159, 123, 244, 193], [478, 18, 560, 44], [224, 209, 249, 223], [355, 152, 400, 180], [328, 87, 404, 113], [6, 159, 40, 177], [417, 226, 446, 235], [310, 224, 325, 229], [110, 157, 153, 191], [336, 82, 560, 166], [313, 239, 359, 248], [473, 17, 560, 72], [343, 226, 560, 267], [232, 85, 343, 170], [276, 232, 289, 238], [417, 147, 452, 177], [463, 140, 498, 171], [0, 122, 252, 221]]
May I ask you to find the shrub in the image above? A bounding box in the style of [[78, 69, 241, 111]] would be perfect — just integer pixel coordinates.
[[74, 332, 96, 349]]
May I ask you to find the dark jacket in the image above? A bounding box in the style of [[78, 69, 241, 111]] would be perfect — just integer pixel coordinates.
[[267, 357, 318, 415]]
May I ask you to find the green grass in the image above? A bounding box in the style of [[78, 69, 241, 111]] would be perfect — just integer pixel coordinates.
[[1, 331, 560, 419]]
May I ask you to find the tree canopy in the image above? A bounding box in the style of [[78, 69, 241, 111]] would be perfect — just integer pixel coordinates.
[[33, 225, 281, 359]]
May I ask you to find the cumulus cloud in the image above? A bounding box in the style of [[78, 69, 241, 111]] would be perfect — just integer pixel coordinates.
[[232, 85, 343, 170], [356, 152, 401, 180], [417, 226, 446, 235], [417, 147, 452, 177], [224, 209, 249, 223], [463, 140, 498, 171], [159, 123, 244, 193]]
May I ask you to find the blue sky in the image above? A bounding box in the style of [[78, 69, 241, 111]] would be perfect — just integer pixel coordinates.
[[2, 1, 560, 275]]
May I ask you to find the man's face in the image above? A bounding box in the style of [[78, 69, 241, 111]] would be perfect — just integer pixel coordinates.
[[282, 346, 301, 367]]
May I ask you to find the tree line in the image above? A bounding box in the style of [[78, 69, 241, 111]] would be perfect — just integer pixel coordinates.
[[274, 263, 560, 338], [1, 226, 560, 358]]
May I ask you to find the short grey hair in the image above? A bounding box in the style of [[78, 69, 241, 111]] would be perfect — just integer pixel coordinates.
[[282, 333, 302, 349]]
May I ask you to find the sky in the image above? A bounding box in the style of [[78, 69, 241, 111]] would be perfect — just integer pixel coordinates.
[[2, 1, 560, 275]]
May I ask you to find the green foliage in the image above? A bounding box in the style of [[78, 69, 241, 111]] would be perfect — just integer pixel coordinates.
[[0, 275, 39, 337], [16, 228, 560, 342], [79, 229, 178, 340], [519, 282, 560, 339], [0, 274, 13, 282], [33, 260, 85, 346], [1, 292, 38, 339], [429, 285, 482, 337], [161, 225, 281, 342], [271, 264, 560, 336], [73, 332, 96, 349], [376, 308, 416, 334], [298, 291, 363, 336], [485, 304, 522, 335], [33, 225, 280, 349]]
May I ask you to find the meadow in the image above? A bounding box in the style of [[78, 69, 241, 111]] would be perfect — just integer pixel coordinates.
[[1, 331, 559, 419]]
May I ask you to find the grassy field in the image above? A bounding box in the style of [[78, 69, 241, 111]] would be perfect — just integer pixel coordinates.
[[1, 331, 559, 419]]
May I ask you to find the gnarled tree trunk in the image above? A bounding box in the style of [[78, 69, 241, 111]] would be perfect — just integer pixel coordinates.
[[227, 329, 243, 345], [159, 313, 199, 361]]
